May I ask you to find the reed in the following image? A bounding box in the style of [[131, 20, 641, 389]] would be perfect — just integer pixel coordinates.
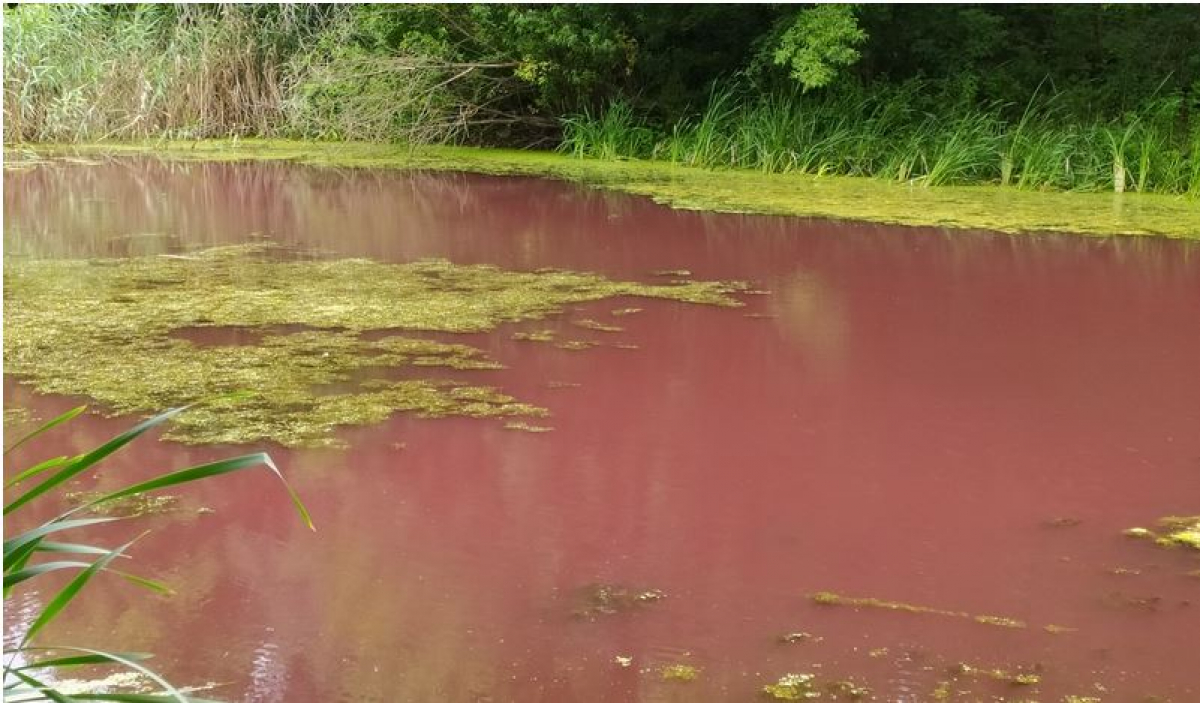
[[3, 407, 312, 701]]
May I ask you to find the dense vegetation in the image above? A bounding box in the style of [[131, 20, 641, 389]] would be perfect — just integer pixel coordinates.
[[5, 4, 1200, 193]]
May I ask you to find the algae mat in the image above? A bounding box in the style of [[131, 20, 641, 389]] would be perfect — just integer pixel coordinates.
[[4, 244, 746, 447], [15, 140, 1200, 239]]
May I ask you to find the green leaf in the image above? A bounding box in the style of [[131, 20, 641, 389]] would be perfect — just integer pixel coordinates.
[[6, 456, 73, 489], [4, 560, 95, 589], [4, 406, 86, 456], [5, 408, 187, 517], [34, 542, 122, 557], [15, 651, 153, 670], [19, 536, 142, 648], [5, 518, 122, 560], [86, 453, 314, 532]]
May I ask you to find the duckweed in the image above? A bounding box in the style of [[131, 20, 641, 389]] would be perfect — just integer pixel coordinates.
[[1122, 516, 1200, 551], [762, 673, 820, 700], [503, 421, 554, 433], [949, 662, 1041, 686], [512, 330, 556, 342], [5, 244, 745, 447], [660, 664, 700, 682], [65, 490, 180, 518], [572, 319, 623, 332]]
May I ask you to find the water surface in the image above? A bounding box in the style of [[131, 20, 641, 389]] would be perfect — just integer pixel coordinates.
[[5, 158, 1199, 702]]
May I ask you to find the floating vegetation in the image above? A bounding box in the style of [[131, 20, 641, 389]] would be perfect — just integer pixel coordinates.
[[555, 339, 598, 351], [503, 421, 554, 433], [572, 318, 623, 332], [611, 342, 640, 350], [1107, 567, 1142, 576], [949, 662, 1041, 686], [867, 647, 889, 658], [762, 673, 820, 700], [660, 664, 700, 682], [571, 583, 665, 620], [825, 680, 871, 699], [5, 244, 746, 446], [2, 406, 35, 427], [614, 655, 634, 668], [1044, 624, 1078, 634], [653, 269, 692, 278], [611, 307, 642, 316], [1123, 516, 1200, 551], [65, 490, 181, 518], [1063, 697, 1101, 703], [809, 591, 1026, 629], [545, 381, 581, 389], [512, 330, 556, 342], [779, 632, 821, 644]]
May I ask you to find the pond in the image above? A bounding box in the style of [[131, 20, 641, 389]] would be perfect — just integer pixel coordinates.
[[4, 157, 1199, 702]]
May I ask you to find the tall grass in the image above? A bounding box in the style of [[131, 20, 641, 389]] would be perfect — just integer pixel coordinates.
[[4, 407, 313, 701], [562, 83, 1200, 195], [2, 4, 499, 145]]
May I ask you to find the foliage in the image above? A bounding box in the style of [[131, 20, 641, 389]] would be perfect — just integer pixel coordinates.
[[6, 4, 1200, 157], [769, 5, 866, 90], [3, 407, 313, 701]]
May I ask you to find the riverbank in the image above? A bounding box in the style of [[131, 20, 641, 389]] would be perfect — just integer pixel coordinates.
[[10, 140, 1200, 240]]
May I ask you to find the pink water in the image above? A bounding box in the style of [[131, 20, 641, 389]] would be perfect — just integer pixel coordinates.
[[5, 158, 1199, 702]]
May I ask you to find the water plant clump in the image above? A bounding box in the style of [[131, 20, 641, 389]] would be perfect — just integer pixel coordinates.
[[572, 318, 623, 332], [64, 490, 181, 518], [503, 421, 554, 433], [809, 591, 1027, 628], [5, 244, 747, 447], [1122, 516, 1200, 551], [660, 664, 700, 682], [762, 673, 820, 700], [948, 662, 1041, 686]]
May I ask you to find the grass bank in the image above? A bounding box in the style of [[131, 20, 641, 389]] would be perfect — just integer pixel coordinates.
[[14, 140, 1200, 240], [563, 88, 1200, 196]]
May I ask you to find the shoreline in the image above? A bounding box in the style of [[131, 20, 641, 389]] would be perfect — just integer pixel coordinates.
[[9, 139, 1200, 241]]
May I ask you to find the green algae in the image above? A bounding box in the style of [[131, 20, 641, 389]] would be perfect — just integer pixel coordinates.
[[1122, 516, 1200, 551], [949, 662, 1041, 686], [660, 664, 700, 682], [512, 330, 556, 342], [3, 406, 35, 427], [572, 318, 623, 332], [555, 340, 599, 351], [762, 673, 820, 700], [64, 490, 181, 518], [5, 244, 745, 447], [503, 421, 554, 433], [825, 680, 871, 699], [809, 591, 1027, 629], [20, 140, 1200, 239]]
